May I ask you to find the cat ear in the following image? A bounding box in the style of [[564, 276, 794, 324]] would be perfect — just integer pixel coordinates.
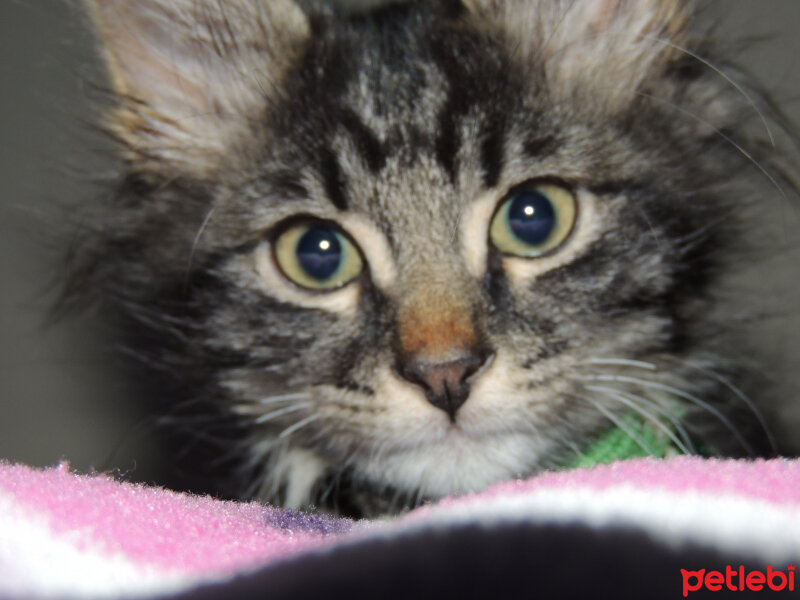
[[85, 0, 310, 176], [464, 0, 689, 108]]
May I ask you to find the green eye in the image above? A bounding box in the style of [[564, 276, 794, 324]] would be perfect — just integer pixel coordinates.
[[489, 182, 577, 257], [274, 222, 364, 290]]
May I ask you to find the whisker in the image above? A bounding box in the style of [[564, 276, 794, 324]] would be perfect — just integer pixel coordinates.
[[607, 386, 696, 454], [580, 373, 755, 455], [254, 403, 313, 424], [584, 384, 693, 455], [673, 361, 778, 453], [256, 392, 312, 406], [643, 35, 777, 148], [586, 355, 777, 453], [317, 468, 343, 507], [578, 394, 658, 456], [232, 392, 312, 416], [672, 216, 730, 253], [636, 90, 788, 204], [184, 204, 218, 286], [582, 358, 657, 370], [411, 485, 426, 512], [279, 415, 321, 440]]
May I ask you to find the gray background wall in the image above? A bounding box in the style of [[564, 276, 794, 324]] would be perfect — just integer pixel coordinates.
[[1, 1, 799, 485]]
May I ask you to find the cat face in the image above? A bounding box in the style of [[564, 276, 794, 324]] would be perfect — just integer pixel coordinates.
[[74, 0, 780, 514]]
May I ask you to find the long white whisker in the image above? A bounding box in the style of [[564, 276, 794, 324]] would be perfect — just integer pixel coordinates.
[[254, 403, 313, 424], [579, 395, 658, 456], [644, 35, 777, 148], [581, 358, 775, 452], [715, 374, 778, 451], [585, 384, 692, 455], [607, 386, 696, 453], [636, 91, 787, 203], [582, 358, 657, 370], [677, 362, 778, 453], [580, 373, 754, 455], [256, 392, 312, 405], [279, 415, 321, 439], [184, 205, 218, 285], [233, 392, 312, 417]]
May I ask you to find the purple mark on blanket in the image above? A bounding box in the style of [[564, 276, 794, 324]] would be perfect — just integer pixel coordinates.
[[263, 507, 353, 535]]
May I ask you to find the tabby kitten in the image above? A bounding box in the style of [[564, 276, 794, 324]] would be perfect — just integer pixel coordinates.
[[66, 0, 787, 516]]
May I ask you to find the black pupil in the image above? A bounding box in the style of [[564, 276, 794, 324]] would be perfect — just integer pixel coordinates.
[[507, 189, 556, 246], [296, 227, 343, 281]]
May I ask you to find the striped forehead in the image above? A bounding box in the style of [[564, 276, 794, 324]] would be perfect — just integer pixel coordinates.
[[261, 4, 533, 268], [296, 18, 514, 207], [333, 64, 476, 259], [342, 61, 451, 152]]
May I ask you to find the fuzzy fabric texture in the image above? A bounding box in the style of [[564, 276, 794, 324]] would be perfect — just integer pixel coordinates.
[[1, 457, 799, 598]]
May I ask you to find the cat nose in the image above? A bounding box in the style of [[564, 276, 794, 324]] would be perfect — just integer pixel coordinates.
[[397, 349, 493, 421]]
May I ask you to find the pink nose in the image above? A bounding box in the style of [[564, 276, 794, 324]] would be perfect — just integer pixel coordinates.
[[397, 350, 493, 421]]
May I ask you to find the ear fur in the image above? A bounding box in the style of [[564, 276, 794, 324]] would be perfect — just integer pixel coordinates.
[[85, 0, 310, 176], [464, 0, 690, 109]]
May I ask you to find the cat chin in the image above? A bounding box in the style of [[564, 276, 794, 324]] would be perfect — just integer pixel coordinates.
[[338, 354, 565, 499], [355, 429, 547, 498]]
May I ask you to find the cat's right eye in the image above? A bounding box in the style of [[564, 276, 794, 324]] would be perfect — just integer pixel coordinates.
[[273, 221, 364, 291]]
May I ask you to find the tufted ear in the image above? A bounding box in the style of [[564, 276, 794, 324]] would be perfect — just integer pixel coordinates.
[[85, 0, 310, 176], [464, 0, 690, 108]]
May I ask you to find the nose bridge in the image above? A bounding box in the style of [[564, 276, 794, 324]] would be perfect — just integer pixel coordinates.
[[396, 270, 477, 362], [398, 288, 476, 361]]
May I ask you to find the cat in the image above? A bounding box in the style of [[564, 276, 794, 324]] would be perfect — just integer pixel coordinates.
[[62, 0, 792, 517]]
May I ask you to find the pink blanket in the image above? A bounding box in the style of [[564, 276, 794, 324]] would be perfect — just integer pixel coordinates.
[[1, 457, 798, 599]]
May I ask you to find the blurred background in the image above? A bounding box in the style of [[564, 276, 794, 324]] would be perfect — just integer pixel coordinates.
[[1, 1, 799, 487]]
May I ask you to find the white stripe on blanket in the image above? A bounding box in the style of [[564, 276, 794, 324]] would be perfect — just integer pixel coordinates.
[[394, 485, 800, 563], [0, 491, 223, 598]]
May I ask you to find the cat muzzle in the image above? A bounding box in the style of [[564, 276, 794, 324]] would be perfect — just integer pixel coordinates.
[[396, 349, 494, 422]]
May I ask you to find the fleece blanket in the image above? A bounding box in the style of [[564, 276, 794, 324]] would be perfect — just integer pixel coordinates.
[[1, 457, 798, 599]]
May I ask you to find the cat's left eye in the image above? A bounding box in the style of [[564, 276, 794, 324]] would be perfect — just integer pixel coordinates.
[[489, 182, 577, 257], [273, 222, 364, 291]]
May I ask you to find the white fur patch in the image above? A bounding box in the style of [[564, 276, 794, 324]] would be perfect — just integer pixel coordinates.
[[277, 448, 328, 509]]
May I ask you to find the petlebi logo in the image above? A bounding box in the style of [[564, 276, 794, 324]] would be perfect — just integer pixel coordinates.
[[681, 565, 796, 596]]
